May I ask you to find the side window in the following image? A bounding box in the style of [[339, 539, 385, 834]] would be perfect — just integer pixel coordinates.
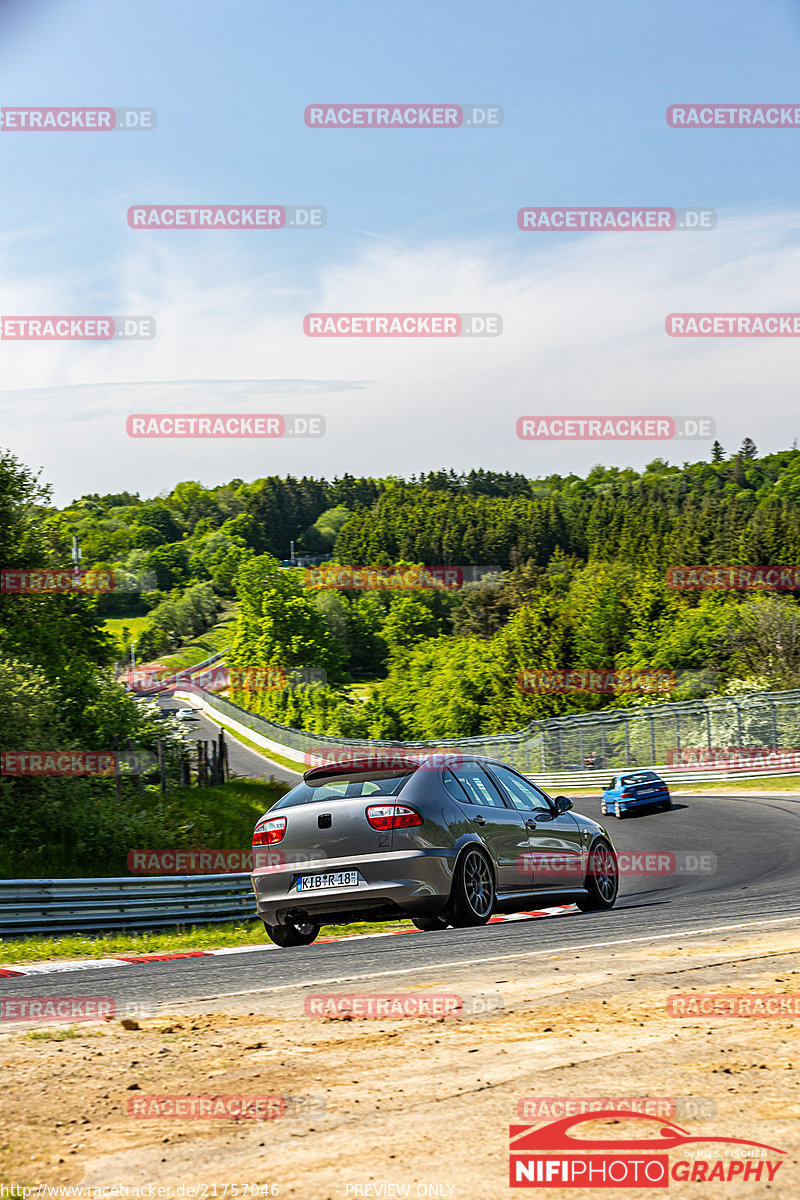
[[489, 765, 552, 814], [443, 769, 470, 803], [449, 763, 508, 808]]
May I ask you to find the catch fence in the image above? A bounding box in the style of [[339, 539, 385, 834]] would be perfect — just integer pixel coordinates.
[[175, 686, 800, 777]]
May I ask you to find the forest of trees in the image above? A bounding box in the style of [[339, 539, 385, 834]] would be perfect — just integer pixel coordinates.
[[38, 439, 800, 741], [0, 451, 193, 875], [217, 442, 800, 739]]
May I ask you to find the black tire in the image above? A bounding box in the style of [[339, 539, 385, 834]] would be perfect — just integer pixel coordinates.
[[411, 915, 450, 931], [448, 847, 495, 927], [661, 799, 673, 811], [265, 919, 320, 947], [575, 839, 618, 912]]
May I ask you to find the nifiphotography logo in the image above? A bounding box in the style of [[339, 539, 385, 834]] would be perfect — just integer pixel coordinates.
[[509, 1111, 786, 1187]]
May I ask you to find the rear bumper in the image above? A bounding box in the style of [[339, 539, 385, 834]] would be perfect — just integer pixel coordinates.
[[252, 848, 457, 927], [617, 793, 670, 810]]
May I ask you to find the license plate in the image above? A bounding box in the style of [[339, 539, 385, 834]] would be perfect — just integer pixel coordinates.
[[296, 871, 359, 892]]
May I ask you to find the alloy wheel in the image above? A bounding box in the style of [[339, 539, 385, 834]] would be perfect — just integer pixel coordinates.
[[592, 843, 618, 903], [463, 849, 493, 918]]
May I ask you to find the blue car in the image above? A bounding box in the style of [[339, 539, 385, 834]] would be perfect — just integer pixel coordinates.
[[601, 770, 672, 818]]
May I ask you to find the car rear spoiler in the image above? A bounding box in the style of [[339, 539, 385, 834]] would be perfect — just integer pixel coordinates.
[[303, 756, 424, 783]]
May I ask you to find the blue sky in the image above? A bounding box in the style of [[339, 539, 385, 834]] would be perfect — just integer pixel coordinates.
[[2, 0, 800, 501]]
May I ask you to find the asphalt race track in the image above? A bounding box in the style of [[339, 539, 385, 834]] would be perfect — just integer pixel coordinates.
[[159, 698, 301, 784], [4, 791, 799, 1010]]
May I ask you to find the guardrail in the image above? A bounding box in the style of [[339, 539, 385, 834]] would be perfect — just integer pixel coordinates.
[[176, 692, 800, 790], [535, 763, 800, 790], [176, 681, 800, 776], [0, 874, 258, 936]]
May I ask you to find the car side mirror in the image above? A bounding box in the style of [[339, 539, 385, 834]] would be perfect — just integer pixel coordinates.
[[555, 795, 573, 813]]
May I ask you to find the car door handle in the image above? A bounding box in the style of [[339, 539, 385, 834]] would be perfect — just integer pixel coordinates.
[[473, 814, 487, 826]]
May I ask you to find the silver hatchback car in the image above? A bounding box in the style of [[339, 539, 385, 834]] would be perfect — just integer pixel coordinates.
[[251, 754, 618, 946]]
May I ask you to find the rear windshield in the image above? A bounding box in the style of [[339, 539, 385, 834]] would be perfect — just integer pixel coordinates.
[[620, 772, 660, 785], [272, 770, 413, 808]]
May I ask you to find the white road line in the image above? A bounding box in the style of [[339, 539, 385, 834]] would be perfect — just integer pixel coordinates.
[[0, 909, 572, 977], [183, 914, 800, 1002], [3, 958, 132, 975]]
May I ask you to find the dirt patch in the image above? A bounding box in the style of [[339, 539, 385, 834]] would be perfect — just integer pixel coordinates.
[[1, 927, 798, 1198]]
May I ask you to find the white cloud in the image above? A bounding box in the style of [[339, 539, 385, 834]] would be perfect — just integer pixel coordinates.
[[1, 208, 799, 500]]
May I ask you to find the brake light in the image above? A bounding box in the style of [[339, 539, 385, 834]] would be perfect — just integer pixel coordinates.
[[253, 815, 287, 845], [620, 790, 633, 799], [365, 804, 423, 830]]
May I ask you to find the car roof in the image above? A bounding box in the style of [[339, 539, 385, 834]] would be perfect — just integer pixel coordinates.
[[302, 754, 528, 784]]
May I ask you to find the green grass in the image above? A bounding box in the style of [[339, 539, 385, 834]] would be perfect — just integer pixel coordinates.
[[156, 614, 236, 674], [672, 774, 800, 793], [104, 614, 152, 654], [0, 777, 289, 880], [26, 1026, 100, 1041], [345, 677, 380, 703], [203, 718, 303, 776], [138, 777, 289, 845], [104, 610, 236, 671], [0, 917, 411, 964]]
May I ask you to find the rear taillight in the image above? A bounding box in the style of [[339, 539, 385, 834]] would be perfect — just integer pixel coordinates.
[[253, 815, 287, 845], [365, 804, 423, 831], [620, 790, 633, 799]]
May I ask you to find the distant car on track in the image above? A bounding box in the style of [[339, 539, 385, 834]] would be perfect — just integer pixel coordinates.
[[601, 770, 672, 818], [173, 708, 198, 721], [251, 755, 618, 947]]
